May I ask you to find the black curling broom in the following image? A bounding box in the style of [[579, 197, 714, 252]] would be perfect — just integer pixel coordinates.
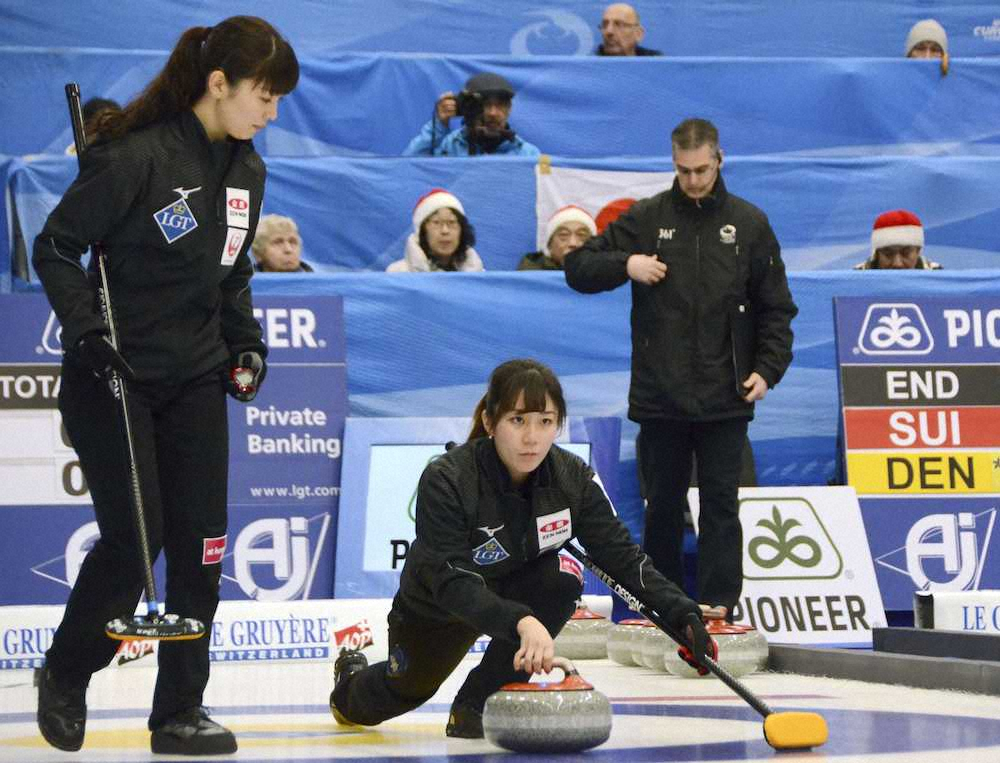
[[65, 83, 204, 642], [562, 542, 828, 750]]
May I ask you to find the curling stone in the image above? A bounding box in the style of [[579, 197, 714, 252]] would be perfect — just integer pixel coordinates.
[[636, 621, 672, 672], [629, 619, 659, 666], [664, 621, 769, 679], [606, 618, 650, 666], [553, 605, 612, 659], [482, 657, 612, 753]]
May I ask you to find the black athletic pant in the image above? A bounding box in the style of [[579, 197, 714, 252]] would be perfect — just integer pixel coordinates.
[[46, 358, 229, 729], [639, 417, 749, 613], [334, 552, 582, 726]]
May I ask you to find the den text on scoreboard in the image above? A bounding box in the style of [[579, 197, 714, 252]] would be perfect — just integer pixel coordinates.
[[835, 298, 1000, 496]]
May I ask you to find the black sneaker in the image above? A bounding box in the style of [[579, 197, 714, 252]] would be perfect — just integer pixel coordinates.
[[445, 698, 483, 739], [36, 665, 87, 751], [150, 707, 237, 755], [329, 648, 368, 725]]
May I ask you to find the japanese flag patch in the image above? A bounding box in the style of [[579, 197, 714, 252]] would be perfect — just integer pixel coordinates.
[[221, 227, 247, 266]]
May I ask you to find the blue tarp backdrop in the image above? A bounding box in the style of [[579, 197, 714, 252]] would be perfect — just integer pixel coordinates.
[[8, 154, 999, 282], [3, 1, 1000, 57], [2, 52, 1000, 158]]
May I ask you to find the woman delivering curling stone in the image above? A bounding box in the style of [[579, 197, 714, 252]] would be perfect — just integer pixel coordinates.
[[330, 358, 715, 738], [32, 17, 298, 756]]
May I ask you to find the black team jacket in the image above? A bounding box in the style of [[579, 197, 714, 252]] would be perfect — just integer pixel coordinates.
[[33, 109, 267, 384], [396, 436, 701, 642], [565, 175, 797, 423]]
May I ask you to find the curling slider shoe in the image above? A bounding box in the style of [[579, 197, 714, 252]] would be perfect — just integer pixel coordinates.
[[106, 606, 205, 642], [763, 711, 829, 750]]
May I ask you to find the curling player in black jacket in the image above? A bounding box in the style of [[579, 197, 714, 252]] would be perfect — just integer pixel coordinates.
[[31, 16, 298, 756], [329, 359, 714, 738]]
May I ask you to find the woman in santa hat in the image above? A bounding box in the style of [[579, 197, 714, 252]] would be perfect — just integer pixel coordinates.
[[387, 189, 484, 272]]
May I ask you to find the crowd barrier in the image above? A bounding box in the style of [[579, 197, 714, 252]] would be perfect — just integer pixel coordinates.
[[4, 2, 1000, 57], [2, 52, 999, 158], [242, 270, 1000, 541]]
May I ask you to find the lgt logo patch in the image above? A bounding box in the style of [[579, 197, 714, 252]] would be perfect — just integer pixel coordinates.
[[153, 197, 198, 244], [857, 303, 933, 356]]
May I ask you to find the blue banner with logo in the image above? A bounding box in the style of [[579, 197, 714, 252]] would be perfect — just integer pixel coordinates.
[[4, 2, 999, 58], [835, 295, 1000, 610], [9, 154, 1000, 282], [0, 294, 345, 605]]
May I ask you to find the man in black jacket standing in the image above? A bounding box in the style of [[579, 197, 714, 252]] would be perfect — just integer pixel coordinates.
[[564, 118, 797, 618]]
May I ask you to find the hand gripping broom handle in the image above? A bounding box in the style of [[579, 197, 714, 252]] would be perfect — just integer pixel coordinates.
[[562, 542, 773, 718], [65, 83, 161, 616]]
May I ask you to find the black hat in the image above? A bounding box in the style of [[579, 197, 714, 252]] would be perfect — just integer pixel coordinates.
[[464, 72, 515, 99]]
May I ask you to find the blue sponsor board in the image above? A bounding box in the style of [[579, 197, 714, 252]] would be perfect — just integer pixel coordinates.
[[859, 497, 999, 611], [835, 296, 1000, 365], [230, 296, 346, 508], [0, 294, 345, 605], [333, 415, 621, 598], [0, 294, 64, 361], [0, 502, 337, 605]]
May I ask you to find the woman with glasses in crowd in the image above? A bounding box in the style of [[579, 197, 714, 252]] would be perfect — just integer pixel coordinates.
[[387, 188, 484, 272]]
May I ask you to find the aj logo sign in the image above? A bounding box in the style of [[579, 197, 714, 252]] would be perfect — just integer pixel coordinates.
[[741, 497, 843, 580], [856, 303, 933, 356], [875, 509, 996, 592], [226, 513, 331, 601]]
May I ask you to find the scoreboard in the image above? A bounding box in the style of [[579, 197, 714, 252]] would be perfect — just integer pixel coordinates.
[[835, 298, 1000, 609]]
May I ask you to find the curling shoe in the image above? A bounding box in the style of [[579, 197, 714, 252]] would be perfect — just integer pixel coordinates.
[[445, 697, 484, 739], [150, 707, 237, 755], [329, 648, 368, 725], [36, 665, 87, 751]]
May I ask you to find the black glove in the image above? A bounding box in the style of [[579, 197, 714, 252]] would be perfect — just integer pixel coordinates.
[[74, 331, 136, 381], [676, 611, 717, 676], [227, 351, 266, 402]]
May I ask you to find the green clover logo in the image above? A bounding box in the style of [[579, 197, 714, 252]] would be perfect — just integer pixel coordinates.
[[749, 505, 823, 569]]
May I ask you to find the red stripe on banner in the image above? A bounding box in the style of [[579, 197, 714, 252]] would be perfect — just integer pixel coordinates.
[[844, 406, 1000, 450]]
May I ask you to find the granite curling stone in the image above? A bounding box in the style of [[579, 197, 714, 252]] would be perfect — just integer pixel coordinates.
[[552, 605, 612, 659], [629, 619, 659, 666], [482, 656, 613, 753], [636, 620, 672, 672], [664, 621, 769, 678], [606, 618, 652, 666]]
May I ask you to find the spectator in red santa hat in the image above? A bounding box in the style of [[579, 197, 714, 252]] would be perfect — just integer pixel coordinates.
[[387, 189, 484, 272], [518, 205, 597, 271], [855, 209, 941, 270]]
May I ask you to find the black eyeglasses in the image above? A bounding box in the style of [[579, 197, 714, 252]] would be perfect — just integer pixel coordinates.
[[599, 19, 639, 31]]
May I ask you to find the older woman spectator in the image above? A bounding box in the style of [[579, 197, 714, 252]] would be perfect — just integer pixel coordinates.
[[387, 189, 484, 272]]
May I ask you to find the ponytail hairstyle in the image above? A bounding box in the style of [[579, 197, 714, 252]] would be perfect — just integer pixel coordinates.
[[468, 359, 567, 440], [93, 15, 299, 141]]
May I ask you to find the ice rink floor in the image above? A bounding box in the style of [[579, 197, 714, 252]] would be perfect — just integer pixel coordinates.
[[2, 655, 1000, 762]]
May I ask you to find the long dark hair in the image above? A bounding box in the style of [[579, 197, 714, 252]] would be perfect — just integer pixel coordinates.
[[419, 209, 477, 271], [93, 16, 298, 141], [469, 359, 567, 440]]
